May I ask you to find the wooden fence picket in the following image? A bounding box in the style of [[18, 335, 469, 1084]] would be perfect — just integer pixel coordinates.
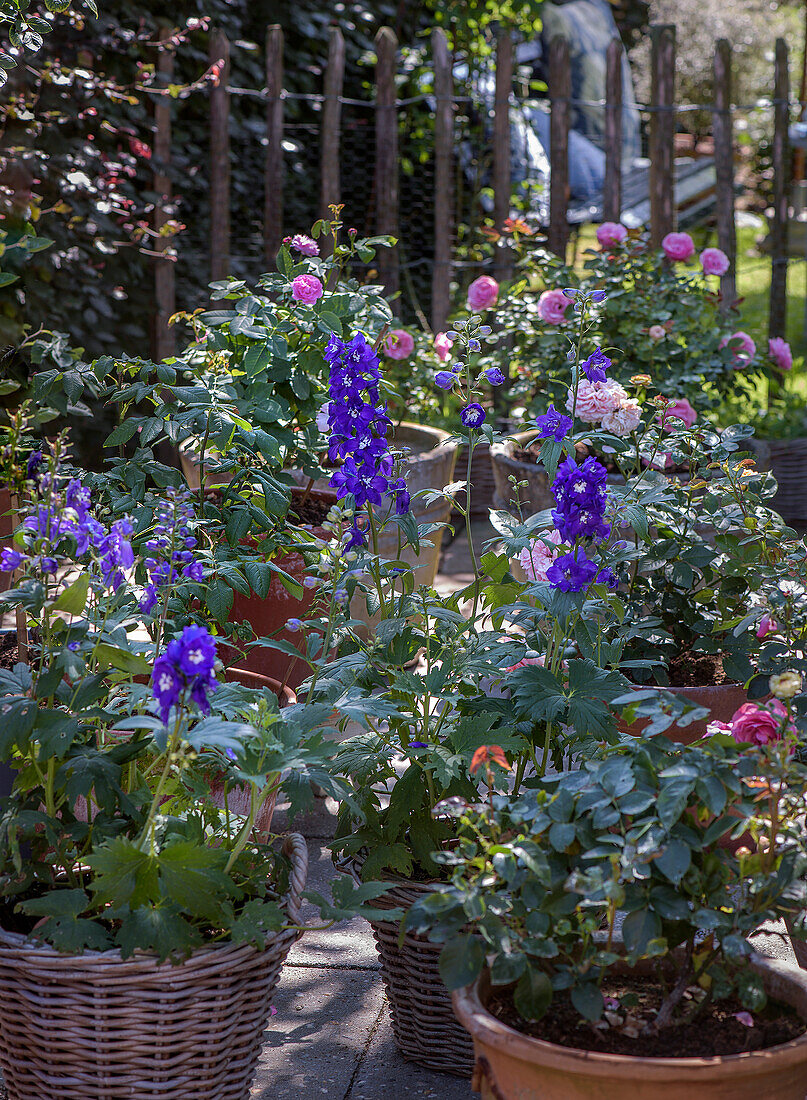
[[209, 29, 230, 285], [649, 24, 675, 247], [265, 24, 284, 267]]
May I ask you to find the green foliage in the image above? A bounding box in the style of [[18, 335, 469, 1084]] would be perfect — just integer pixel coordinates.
[[405, 735, 807, 1032]]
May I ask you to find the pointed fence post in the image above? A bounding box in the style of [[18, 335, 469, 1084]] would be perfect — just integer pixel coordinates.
[[320, 26, 345, 221], [769, 37, 789, 343], [152, 28, 175, 360], [375, 26, 399, 312], [649, 24, 676, 247], [603, 38, 623, 224], [548, 36, 570, 259], [432, 27, 453, 335], [209, 28, 230, 284], [712, 39, 736, 311], [493, 28, 514, 282]]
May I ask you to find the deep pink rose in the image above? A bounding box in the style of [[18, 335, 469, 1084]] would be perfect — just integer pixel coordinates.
[[290, 233, 319, 257], [597, 222, 628, 248], [661, 232, 695, 262], [769, 337, 793, 372], [728, 700, 794, 746], [291, 274, 324, 304], [700, 247, 729, 277], [720, 331, 756, 367], [538, 289, 571, 325], [756, 613, 779, 640], [661, 398, 697, 431], [434, 331, 453, 362], [467, 275, 499, 312], [384, 329, 415, 360]]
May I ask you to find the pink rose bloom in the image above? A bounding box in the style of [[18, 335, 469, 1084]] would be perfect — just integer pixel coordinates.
[[601, 398, 642, 437], [291, 274, 324, 304], [661, 398, 697, 431], [720, 331, 756, 367], [597, 222, 628, 248], [467, 275, 499, 312], [769, 337, 793, 372], [728, 700, 795, 746], [661, 232, 695, 262], [538, 288, 571, 325], [648, 324, 666, 341], [290, 233, 319, 257], [519, 530, 563, 582], [434, 331, 453, 362], [385, 329, 415, 360], [700, 247, 729, 276], [756, 613, 779, 640], [566, 379, 627, 424]]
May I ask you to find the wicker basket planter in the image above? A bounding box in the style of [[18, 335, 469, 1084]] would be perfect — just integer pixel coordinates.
[[0, 834, 308, 1100], [345, 860, 473, 1077], [766, 437, 807, 530]]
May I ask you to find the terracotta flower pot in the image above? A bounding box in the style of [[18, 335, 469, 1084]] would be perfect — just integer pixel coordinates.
[[453, 955, 807, 1100], [228, 488, 338, 691], [617, 682, 753, 744]]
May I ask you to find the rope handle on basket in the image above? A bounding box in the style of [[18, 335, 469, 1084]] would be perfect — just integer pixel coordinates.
[[281, 833, 307, 926], [471, 1055, 506, 1100]]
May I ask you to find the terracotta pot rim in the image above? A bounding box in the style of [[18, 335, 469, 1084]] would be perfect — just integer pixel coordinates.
[[452, 954, 807, 1078]]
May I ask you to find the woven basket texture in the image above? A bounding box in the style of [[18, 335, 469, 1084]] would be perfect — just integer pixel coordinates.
[[0, 834, 307, 1100], [453, 443, 496, 519], [347, 860, 473, 1078], [768, 439, 807, 530]]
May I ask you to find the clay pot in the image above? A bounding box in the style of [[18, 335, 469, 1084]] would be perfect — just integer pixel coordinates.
[[453, 955, 807, 1100], [178, 439, 235, 491], [228, 488, 338, 691], [617, 682, 753, 744]]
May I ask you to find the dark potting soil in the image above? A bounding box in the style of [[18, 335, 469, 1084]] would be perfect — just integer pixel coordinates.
[[667, 650, 733, 688], [488, 974, 806, 1058], [289, 493, 332, 528], [0, 631, 20, 670]]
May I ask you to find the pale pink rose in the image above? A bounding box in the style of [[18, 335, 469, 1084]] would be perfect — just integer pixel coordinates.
[[597, 222, 628, 248], [384, 329, 415, 360], [700, 247, 729, 276], [566, 379, 627, 424], [756, 613, 779, 640], [661, 232, 695, 262], [467, 275, 499, 312], [519, 530, 563, 582], [601, 398, 642, 436], [769, 337, 793, 372], [661, 398, 697, 431], [434, 331, 452, 362], [290, 233, 319, 257], [648, 324, 666, 341], [291, 274, 324, 304], [538, 288, 571, 325], [720, 331, 756, 367], [729, 700, 794, 746]]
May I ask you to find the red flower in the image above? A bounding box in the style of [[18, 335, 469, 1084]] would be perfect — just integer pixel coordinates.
[[470, 744, 510, 774]]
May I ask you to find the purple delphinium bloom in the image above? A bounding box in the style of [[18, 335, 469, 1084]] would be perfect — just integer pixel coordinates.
[[596, 567, 618, 589], [435, 371, 456, 390], [152, 624, 219, 722], [26, 450, 44, 484], [409, 741, 427, 749], [461, 403, 486, 429], [0, 548, 25, 572], [97, 518, 135, 592], [536, 404, 573, 442], [580, 347, 611, 383], [140, 489, 204, 613], [551, 456, 611, 544], [485, 367, 505, 386], [325, 332, 410, 547], [546, 548, 599, 592]]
